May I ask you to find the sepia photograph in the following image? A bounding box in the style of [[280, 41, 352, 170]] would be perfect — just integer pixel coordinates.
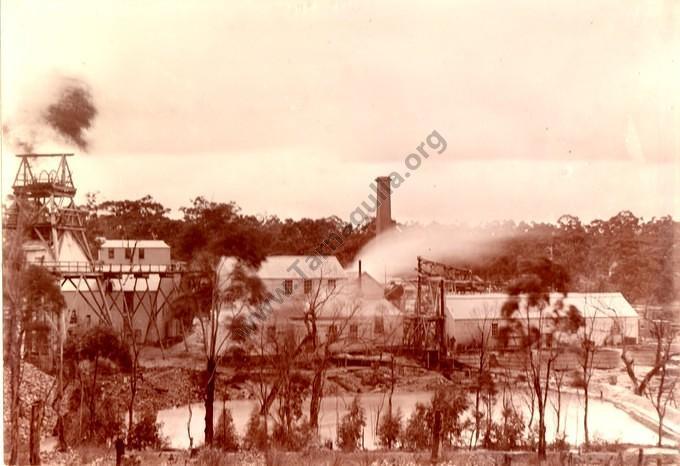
[[1, 1, 678, 465]]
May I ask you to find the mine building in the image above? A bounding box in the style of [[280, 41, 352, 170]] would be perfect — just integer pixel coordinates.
[[437, 292, 640, 350], [217, 255, 403, 353], [5, 153, 184, 370]]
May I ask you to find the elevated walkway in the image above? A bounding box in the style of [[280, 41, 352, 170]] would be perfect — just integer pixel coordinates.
[[29, 260, 186, 277]]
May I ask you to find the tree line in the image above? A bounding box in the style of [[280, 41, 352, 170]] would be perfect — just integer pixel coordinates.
[[85, 195, 678, 304]]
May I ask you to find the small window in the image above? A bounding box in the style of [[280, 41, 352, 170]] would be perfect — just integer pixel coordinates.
[[125, 248, 132, 259], [69, 310, 78, 324], [327, 279, 336, 290], [108, 249, 114, 259], [86, 315, 92, 327], [284, 280, 293, 295], [374, 317, 384, 335], [138, 248, 145, 260], [267, 325, 276, 340], [349, 324, 358, 342], [304, 279, 313, 295], [491, 322, 499, 338]]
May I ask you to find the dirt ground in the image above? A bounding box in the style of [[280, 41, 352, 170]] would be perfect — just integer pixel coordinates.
[[39, 446, 680, 466], [137, 340, 452, 410]]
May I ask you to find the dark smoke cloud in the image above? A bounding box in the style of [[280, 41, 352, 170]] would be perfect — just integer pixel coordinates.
[[42, 82, 97, 151]]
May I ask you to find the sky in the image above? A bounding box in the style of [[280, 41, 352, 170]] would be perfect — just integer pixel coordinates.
[[1, 0, 678, 225]]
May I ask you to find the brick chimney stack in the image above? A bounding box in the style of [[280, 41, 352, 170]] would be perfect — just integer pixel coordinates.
[[375, 176, 393, 235]]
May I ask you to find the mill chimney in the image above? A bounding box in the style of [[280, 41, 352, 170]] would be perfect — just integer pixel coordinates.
[[375, 176, 393, 235]]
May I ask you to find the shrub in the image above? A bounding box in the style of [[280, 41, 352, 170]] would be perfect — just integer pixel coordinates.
[[400, 403, 430, 451], [430, 387, 470, 446], [95, 395, 126, 443], [128, 409, 166, 449], [400, 387, 470, 451], [270, 371, 310, 451], [587, 436, 624, 452], [525, 423, 539, 451], [213, 404, 239, 451], [271, 417, 311, 451], [64, 392, 126, 446], [550, 433, 570, 451], [486, 405, 525, 450], [337, 396, 366, 452], [243, 407, 268, 451], [377, 407, 402, 449]]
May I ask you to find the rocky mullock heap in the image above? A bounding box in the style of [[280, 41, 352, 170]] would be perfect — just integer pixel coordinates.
[[3, 362, 58, 442]]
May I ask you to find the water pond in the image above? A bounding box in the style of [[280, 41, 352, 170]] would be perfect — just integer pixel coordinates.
[[158, 390, 660, 449]]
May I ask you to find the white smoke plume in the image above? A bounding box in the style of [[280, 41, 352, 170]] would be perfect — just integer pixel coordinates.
[[350, 222, 511, 282]]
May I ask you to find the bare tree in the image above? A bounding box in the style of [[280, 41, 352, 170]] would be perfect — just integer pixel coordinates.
[[3, 198, 32, 465], [298, 273, 345, 434], [282, 269, 365, 436], [270, 329, 310, 450], [498, 259, 582, 459], [572, 297, 600, 448], [181, 254, 266, 445], [549, 369, 566, 441], [244, 322, 306, 451], [246, 324, 275, 450], [3, 198, 66, 464], [621, 308, 679, 397], [114, 285, 144, 442], [501, 300, 557, 458], [99, 240, 155, 441], [522, 360, 536, 433], [64, 325, 130, 442], [641, 319, 678, 446], [465, 306, 495, 449], [372, 321, 403, 448]]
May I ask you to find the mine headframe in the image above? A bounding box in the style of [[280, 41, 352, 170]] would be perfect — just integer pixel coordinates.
[[402, 256, 471, 367], [5, 153, 93, 262]]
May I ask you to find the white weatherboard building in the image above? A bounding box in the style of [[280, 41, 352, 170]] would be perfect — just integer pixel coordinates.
[[218, 255, 403, 352], [98, 239, 172, 266], [254, 255, 347, 298], [438, 292, 639, 349], [60, 239, 180, 342]]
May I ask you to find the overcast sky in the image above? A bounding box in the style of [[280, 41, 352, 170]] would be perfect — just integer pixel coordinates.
[[2, 0, 678, 224]]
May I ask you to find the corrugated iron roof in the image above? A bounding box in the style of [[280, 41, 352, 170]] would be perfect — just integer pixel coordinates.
[[343, 272, 386, 300], [438, 292, 639, 321], [100, 239, 170, 249]]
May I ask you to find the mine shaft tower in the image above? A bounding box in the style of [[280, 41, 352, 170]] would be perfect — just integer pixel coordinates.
[[5, 154, 184, 355], [402, 256, 478, 367], [7, 153, 93, 262]]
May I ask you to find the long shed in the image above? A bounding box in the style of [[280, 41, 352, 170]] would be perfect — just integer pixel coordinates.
[[441, 292, 639, 349]]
